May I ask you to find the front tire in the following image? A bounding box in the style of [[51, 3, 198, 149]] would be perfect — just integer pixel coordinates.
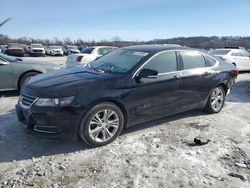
[[205, 86, 225, 113], [19, 72, 39, 89], [79, 103, 124, 147]]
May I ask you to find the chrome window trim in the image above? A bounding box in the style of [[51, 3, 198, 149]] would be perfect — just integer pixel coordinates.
[[132, 49, 219, 79]]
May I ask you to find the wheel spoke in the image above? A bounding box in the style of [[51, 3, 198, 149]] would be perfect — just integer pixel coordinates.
[[108, 119, 119, 128], [90, 127, 102, 138], [217, 95, 223, 101], [92, 114, 102, 124], [102, 129, 109, 141]]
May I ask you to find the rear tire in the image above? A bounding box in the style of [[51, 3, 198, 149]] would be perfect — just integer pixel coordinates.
[[205, 86, 225, 113], [19, 72, 39, 89], [79, 102, 124, 147]]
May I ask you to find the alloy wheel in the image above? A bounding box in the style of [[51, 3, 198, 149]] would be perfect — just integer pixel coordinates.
[[88, 109, 120, 143], [210, 87, 224, 111]]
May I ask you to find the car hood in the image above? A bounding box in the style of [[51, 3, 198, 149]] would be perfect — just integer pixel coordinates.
[[23, 66, 107, 97]]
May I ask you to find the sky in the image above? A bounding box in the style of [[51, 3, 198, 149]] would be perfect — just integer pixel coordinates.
[[0, 0, 250, 41]]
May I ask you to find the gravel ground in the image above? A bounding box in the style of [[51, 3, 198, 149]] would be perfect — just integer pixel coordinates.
[[0, 72, 250, 188]]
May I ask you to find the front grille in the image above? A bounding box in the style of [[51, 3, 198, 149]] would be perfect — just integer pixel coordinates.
[[33, 49, 43, 53], [19, 94, 37, 109]]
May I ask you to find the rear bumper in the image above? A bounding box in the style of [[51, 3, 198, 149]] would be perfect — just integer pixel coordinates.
[[15, 104, 84, 138]]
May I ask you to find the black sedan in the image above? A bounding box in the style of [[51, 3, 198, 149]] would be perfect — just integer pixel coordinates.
[[16, 45, 237, 147]]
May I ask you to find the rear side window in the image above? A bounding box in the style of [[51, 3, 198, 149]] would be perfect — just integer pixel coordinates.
[[98, 48, 115, 56], [209, 50, 231, 55], [205, 56, 217, 67], [143, 51, 177, 74], [180, 51, 206, 70]]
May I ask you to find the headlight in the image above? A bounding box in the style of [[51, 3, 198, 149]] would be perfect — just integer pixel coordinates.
[[35, 96, 74, 107]]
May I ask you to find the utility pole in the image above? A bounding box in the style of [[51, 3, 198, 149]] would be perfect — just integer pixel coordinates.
[[0, 17, 13, 28]]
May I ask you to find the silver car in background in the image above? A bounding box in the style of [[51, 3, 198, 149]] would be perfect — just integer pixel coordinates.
[[0, 53, 60, 91], [209, 47, 250, 71]]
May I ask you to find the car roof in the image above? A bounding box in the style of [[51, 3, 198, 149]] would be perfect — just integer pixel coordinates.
[[90, 46, 118, 49], [122, 44, 190, 53]]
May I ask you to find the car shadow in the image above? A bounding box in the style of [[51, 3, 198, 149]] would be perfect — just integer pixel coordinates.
[[0, 90, 20, 97], [0, 108, 207, 163], [226, 79, 250, 103], [0, 109, 87, 163], [123, 109, 206, 135]]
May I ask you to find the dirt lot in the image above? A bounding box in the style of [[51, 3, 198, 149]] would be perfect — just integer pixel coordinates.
[[0, 62, 250, 187]]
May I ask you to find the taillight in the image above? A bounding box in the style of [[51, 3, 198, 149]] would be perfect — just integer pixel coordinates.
[[236, 68, 240, 76], [76, 55, 83, 62]]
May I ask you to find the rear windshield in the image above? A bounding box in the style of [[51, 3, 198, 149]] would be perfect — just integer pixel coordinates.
[[209, 49, 231, 55], [81, 47, 95, 54]]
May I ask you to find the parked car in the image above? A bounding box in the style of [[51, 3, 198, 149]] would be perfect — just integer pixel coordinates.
[[0, 53, 60, 91], [209, 47, 250, 71], [29, 44, 46, 57], [46, 46, 63, 56], [5, 43, 26, 57], [0, 45, 7, 54], [66, 46, 118, 68], [16, 45, 237, 147], [63, 45, 80, 55]]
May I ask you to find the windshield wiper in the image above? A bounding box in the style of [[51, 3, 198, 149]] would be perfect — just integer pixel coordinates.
[[86, 64, 105, 73]]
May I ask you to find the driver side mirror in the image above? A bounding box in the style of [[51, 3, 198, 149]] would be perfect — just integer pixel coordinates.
[[137, 68, 158, 79]]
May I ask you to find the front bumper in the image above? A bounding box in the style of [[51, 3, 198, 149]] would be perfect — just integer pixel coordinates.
[[15, 104, 84, 138]]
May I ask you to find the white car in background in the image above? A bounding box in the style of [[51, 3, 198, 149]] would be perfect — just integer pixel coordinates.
[[29, 43, 46, 57], [46, 46, 63, 56], [209, 47, 250, 71], [66, 46, 118, 68]]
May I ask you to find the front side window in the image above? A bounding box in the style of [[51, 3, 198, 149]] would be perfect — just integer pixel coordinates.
[[181, 51, 206, 70], [143, 51, 177, 74]]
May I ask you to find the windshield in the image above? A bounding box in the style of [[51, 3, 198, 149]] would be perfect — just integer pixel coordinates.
[[0, 53, 17, 62], [31, 44, 43, 48], [68, 46, 78, 50], [209, 49, 231, 55], [87, 49, 149, 73], [8, 43, 24, 48]]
